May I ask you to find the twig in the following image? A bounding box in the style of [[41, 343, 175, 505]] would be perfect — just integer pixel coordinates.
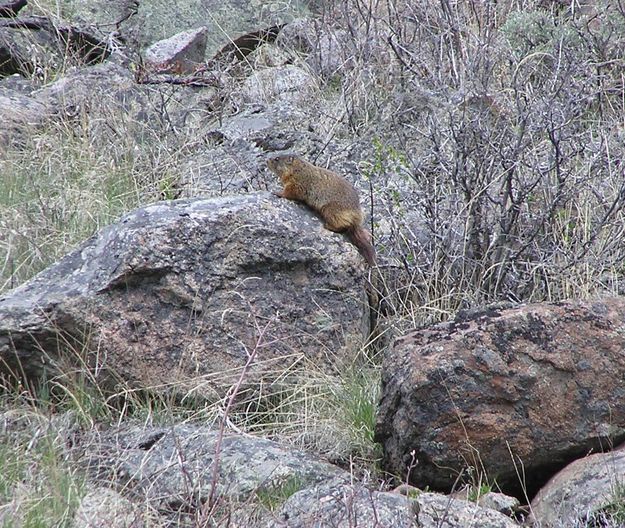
[[200, 312, 274, 520]]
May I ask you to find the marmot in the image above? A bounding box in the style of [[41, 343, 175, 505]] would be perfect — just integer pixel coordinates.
[[268, 155, 376, 266]]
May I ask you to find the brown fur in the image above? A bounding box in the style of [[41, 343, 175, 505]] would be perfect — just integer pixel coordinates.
[[268, 155, 376, 266]]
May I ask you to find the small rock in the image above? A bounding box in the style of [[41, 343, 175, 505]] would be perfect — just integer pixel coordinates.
[[72, 487, 146, 528], [242, 64, 315, 103], [180, 137, 266, 197], [0, 0, 28, 18], [272, 478, 419, 527], [478, 492, 520, 517], [272, 479, 519, 528], [0, 25, 66, 77], [0, 72, 36, 95], [249, 43, 291, 68], [144, 26, 208, 74], [307, 30, 348, 79], [0, 92, 48, 146]]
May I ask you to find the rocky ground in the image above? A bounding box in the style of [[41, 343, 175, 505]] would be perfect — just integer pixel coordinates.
[[1, 0, 625, 526]]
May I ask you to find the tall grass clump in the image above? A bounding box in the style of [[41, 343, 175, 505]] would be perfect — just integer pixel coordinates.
[[0, 119, 185, 294], [218, 359, 382, 473], [0, 396, 86, 527]]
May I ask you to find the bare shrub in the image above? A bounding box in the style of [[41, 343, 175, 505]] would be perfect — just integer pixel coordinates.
[[312, 0, 625, 324]]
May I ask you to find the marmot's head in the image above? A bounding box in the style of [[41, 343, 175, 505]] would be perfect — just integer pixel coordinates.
[[267, 154, 304, 176]]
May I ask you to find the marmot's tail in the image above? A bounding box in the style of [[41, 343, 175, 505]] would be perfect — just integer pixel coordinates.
[[347, 226, 377, 266]]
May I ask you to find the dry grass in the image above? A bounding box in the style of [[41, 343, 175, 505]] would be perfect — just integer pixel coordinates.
[[0, 118, 187, 293], [0, 339, 382, 526]]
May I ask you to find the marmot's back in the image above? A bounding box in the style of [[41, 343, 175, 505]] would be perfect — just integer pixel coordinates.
[[304, 164, 361, 209]]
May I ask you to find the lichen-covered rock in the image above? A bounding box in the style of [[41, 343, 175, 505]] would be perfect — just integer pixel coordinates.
[[0, 28, 34, 76], [275, 18, 316, 53], [0, 0, 28, 17], [0, 72, 34, 95], [417, 492, 519, 528], [0, 92, 48, 145], [248, 43, 291, 69], [34, 62, 155, 127], [307, 30, 349, 79], [0, 193, 368, 396], [530, 447, 625, 527], [0, 22, 107, 78], [272, 478, 419, 527], [275, 19, 347, 79], [272, 479, 519, 528], [180, 137, 268, 197], [375, 298, 625, 494], [78, 424, 349, 520], [0, 62, 181, 146]]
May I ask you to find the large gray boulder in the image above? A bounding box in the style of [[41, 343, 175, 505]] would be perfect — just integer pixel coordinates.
[[78, 424, 349, 525], [375, 298, 625, 494], [0, 193, 369, 396]]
